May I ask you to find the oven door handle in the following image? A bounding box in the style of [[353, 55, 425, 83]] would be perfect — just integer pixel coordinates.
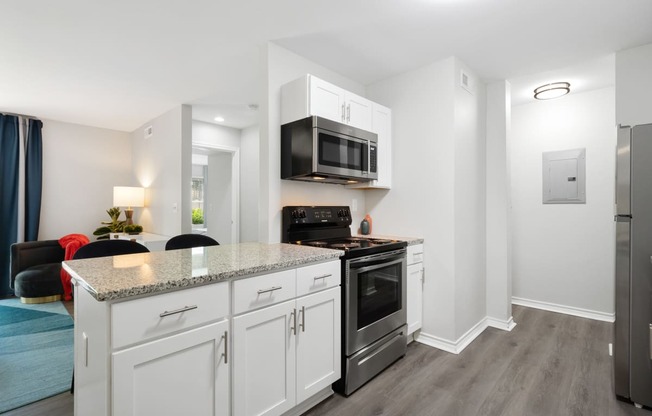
[[348, 249, 406, 266], [351, 257, 404, 275]]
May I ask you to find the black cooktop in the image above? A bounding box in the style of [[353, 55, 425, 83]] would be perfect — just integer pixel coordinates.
[[282, 206, 407, 258]]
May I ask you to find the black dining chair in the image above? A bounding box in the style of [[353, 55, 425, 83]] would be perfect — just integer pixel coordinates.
[[165, 234, 219, 251], [70, 239, 150, 394], [73, 239, 150, 260]]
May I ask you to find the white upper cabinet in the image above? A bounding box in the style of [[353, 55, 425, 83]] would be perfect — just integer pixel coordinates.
[[343, 90, 373, 130], [347, 102, 392, 189], [282, 74, 373, 131], [281, 74, 392, 190]]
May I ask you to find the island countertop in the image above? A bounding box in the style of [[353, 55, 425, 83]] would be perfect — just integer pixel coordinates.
[[63, 242, 342, 302]]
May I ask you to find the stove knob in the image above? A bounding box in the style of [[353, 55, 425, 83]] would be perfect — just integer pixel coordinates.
[[344, 209, 350, 217], [291, 210, 299, 219], [338, 209, 344, 217], [300, 210, 307, 218]]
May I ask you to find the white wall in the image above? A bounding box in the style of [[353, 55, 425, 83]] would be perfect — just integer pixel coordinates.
[[365, 56, 487, 343], [260, 43, 367, 243], [616, 43, 652, 126], [207, 152, 233, 244], [131, 105, 192, 237], [193, 120, 241, 149], [240, 125, 259, 242], [485, 81, 513, 325], [511, 87, 616, 316], [453, 60, 487, 337], [39, 119, 132, 240]]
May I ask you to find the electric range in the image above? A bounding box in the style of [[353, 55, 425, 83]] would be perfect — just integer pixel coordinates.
[[282, 206, 408, 396]]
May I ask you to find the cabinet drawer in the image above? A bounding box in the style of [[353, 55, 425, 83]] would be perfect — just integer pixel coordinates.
[[233, 269, 296, 315], [112, 282, 229, 349], [407, 244, 424, 265], [297, 261, 341, 297]]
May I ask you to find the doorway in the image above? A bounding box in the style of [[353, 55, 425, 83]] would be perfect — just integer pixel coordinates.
[[191, 144, 240, 244]]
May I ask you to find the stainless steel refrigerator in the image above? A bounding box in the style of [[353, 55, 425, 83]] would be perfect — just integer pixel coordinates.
[[615, 123, 652, 407]]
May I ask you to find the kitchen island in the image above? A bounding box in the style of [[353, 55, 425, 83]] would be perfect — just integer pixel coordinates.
[[63, 242, 343, 416]]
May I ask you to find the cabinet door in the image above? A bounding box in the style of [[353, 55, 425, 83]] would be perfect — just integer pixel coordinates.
[[233, 300, 297, 416], [345, 92, 373, 130], [112, 320, 229, 416], [296, 287, 341, 404], [346, 103, 392, 189], [309, 76, 345, 123], [407, 263, 423, 335]]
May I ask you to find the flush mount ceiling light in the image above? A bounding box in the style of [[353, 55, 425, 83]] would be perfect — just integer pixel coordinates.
[[214, 116, 225, 122], [534, 82, 571, 100]]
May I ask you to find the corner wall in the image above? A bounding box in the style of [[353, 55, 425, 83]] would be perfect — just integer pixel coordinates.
[[510, 87, 616, 319], [39, 119, 132, 240], [240, 125, 259, 242], [131, 105, 192, 237], [365, 56, 487, 344]]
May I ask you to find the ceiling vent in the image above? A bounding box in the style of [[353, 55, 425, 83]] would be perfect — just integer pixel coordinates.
[[144, 125, 153, 139]]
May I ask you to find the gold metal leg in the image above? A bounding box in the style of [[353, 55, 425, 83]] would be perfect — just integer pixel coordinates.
[[20, 294, 62, 304]]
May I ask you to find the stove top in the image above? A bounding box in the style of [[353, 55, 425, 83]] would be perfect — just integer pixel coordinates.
[[282, 206, 407, 258], [301, 237, 400, 251]]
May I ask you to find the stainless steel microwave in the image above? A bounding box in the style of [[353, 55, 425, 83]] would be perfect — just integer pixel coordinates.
[[281, 116, 378, 185]]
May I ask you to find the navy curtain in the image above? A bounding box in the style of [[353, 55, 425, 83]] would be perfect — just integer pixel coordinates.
[[0, 115, 19, 296], [0, 115, 43, 296], [25, 119, 43, 241]]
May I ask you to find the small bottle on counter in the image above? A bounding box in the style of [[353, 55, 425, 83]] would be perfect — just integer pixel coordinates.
[[360, 214, 372, 235]]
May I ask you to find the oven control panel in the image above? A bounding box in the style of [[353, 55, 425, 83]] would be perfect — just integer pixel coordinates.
[[282, 206, 352, 226]]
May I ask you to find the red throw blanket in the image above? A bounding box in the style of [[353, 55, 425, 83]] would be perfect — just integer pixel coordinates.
[[59, 233, 90, 301]]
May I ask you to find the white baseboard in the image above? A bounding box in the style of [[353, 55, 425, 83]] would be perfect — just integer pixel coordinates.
[[486, 315, 517, 331], [415, 315, 516, 354], [512, 296, 615, 323]]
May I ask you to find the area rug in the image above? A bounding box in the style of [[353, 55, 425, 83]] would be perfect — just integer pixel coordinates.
[[0, 298, 74, 413]]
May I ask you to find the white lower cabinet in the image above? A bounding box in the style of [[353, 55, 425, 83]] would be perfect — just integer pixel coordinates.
[[73, 260, 341, 416], [296, 288, 341, 403], [232, 287, 341, 416], [232, 300, 297, 416], [406, 244, 424, 336], [112, 320, 230, 416]]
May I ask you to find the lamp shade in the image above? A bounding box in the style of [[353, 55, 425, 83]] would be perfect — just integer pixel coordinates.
[[113, 186, 145, 208]]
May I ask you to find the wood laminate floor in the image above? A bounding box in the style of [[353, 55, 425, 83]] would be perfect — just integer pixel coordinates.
[[3, 306, 648, 416]]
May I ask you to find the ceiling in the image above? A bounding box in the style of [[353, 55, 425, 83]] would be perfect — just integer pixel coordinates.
[[1, 0, 651, 131]]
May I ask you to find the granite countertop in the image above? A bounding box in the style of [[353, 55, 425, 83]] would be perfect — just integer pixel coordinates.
[[63, 242, 342, 302], [354, 234, 424, 246]]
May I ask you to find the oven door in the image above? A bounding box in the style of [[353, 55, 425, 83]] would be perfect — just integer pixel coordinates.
[[345, 249, 407, 356], [314, 128, 370, 179]]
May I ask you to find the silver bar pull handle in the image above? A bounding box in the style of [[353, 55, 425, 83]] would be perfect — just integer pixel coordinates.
[[313, 274, 331, 281], [257, 286, 282, 295], [413, 252, 424, 256], [222, 330, 228, 364], [649, 324, 652, 360], [341, 104, 346, 122], [290, 308, 297, 335], [346, 104, 351, 122], [83, 332, 89, 367], [300, 306, 306, 332], [159, 305, 197, 317]]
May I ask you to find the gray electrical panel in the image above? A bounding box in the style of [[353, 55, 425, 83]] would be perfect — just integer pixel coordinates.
[[542, 148, 586, 204]]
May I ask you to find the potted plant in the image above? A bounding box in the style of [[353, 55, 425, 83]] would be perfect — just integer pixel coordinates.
[[93, 207, 143, 239]]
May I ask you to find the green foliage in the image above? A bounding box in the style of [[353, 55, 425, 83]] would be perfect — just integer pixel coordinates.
[[92, 207, 127, 240], [192, 208, 204, 224], [124, 224, 143, 234]]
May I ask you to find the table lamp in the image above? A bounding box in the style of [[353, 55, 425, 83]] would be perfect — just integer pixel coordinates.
[[113, 186, 145, 226]]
